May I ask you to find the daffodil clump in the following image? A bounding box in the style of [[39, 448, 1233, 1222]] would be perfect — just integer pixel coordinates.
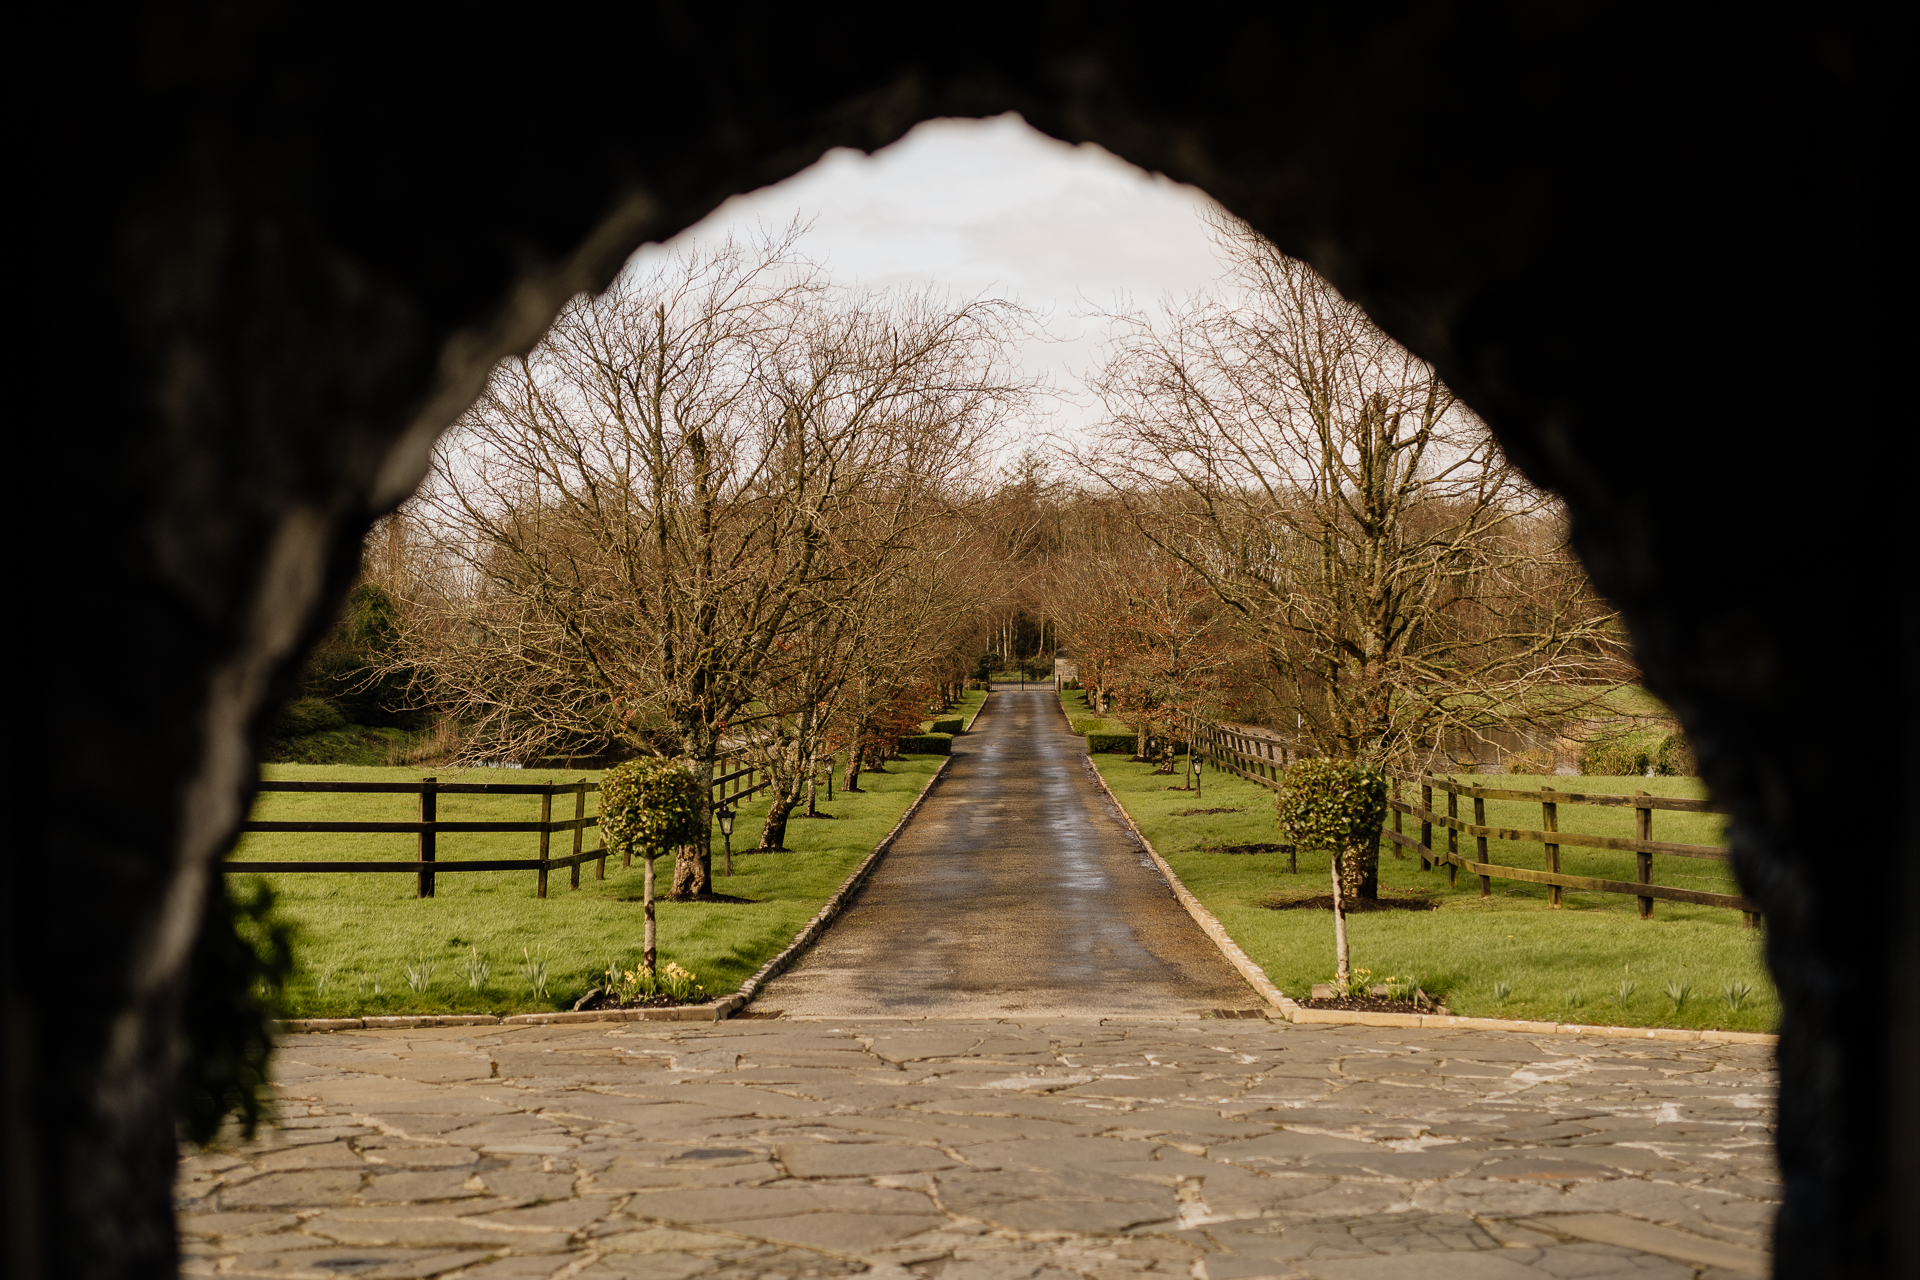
[[603, 958, 706, 1004]]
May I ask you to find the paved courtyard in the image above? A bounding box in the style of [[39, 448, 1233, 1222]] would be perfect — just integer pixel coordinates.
[[177, 1016, 1776, 1278]]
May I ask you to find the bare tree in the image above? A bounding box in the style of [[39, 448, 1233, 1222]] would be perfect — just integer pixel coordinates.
[[1083, 213, 1625, 773], [401, 232, 1024, 894]]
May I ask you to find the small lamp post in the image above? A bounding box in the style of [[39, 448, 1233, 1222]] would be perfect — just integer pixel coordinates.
[[1193, 753, 1204, 800], [717, 807, 736, 877]]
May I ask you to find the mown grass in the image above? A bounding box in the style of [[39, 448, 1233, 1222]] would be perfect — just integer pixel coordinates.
[[925, 688, 989, 732], [237, 753, 947, 1018], [1059, 687, 1130, 737], [1090, 746, 1776, 1033]]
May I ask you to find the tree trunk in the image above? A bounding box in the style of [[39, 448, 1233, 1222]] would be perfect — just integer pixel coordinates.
[[842, 734, 864, 792], [1335, 834, 1379, 903], [643, 853, 657, 971], [1330, 851, 1351, 991], [805, 774, 820, 817], [670, 836, 711, 898], [670, 751, 715, 899], [759, 781, 797, 851]]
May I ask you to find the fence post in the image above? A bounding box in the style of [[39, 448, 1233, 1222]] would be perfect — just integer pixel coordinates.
[[417, 776, 437, 899], [1391, 776, 1405, 859], [1472, 790, 1491, 897], [593, 783, 607, 880], [1634, 789, 1654, 919], [1446, 783, 1459, 888], [1419, 776, 1433, 871], [570, 781, 585, 889], [1542, 784, 1561, 908], [537, 788, 552, 899]]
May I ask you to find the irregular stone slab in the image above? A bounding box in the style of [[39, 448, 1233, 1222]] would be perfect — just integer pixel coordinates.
[[1528, 1212, 1768, 1274], [697, 1210, 952, 1253], [218, 1168, 368, 1208], [774, 1142, 959, 1176]]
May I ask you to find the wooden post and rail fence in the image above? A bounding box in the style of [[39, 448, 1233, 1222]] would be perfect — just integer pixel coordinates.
[[1184, 715, 1759, 925], [225, 754, 779, 898]]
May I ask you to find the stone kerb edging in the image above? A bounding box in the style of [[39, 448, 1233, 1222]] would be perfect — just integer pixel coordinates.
[[1082, 753, 1778, 1049], [278, 716, 972, 1035]]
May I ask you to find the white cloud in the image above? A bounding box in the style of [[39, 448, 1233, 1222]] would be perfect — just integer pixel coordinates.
[[623, 114, 1229, 451]]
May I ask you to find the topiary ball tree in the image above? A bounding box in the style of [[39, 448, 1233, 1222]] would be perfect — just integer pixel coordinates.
[[1278, 758, 1388, 992], [600, 757, 706, 969]]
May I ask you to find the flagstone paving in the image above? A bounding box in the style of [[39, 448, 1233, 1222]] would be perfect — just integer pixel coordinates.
[[177, 1016, 1777, 1278]]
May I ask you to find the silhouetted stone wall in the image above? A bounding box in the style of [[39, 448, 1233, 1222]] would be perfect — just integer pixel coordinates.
[[8, 6, 1897, 1277]]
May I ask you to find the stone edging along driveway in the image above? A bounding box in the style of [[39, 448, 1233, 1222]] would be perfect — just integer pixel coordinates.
[[277, 740, 962, 1034], [1081, 753, 1778, 1048]]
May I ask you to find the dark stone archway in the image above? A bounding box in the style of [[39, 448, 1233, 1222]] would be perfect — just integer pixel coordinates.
[[7, 6, 1899, 1277]]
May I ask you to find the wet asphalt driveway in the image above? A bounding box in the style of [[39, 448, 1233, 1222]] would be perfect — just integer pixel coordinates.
[[759, 683, 1259, 1017]]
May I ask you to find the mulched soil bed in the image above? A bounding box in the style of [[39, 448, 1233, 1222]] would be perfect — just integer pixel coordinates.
[[1200, 842, 1294, 855], [1172, 807, 1245, 816], [1298, 995, 1441, 1014], [570, 989, 711, 1012], [1260, 894, 1439, 912]]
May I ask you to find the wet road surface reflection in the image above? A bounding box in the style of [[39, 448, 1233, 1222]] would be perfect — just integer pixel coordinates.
[[760, 683, 1258, 1016]]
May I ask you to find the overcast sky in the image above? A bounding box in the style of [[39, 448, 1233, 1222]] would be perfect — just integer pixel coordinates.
[[623, 113, 1229, 454]]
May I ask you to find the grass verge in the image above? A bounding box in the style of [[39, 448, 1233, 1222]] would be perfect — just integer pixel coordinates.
[[1059, 687, 1130, 738], [235, 754, 946, 1018], [952, 688, 988, 730], [1089, 749, 1776, 1033]]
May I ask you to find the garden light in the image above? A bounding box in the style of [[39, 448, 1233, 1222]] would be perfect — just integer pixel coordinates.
[[717, 807, 736, 876]]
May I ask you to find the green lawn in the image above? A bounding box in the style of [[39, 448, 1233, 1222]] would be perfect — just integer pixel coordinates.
[[1059, 687, 1130, 737], [237, 753, 947, 1018], [928, 688, 989, 732], [1089, 748, 1776, 1033]]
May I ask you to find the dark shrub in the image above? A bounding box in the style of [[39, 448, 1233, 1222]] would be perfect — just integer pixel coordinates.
[[896, 733, 953, 755], [298, 581, 422, 728], [928, 716, 964, 735], [1655, 731, 1697, 776], [1582, 728, 1661, 776], [1086, 731, 1136, 754], [273, 695, 346, 737]]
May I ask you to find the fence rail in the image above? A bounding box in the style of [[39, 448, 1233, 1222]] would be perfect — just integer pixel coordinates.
[[227, 755, 778, 899], [1183, 717, 1757, 924]]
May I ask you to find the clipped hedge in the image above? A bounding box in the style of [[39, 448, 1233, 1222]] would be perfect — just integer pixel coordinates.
[[927, 717, 964, 735], [1086, 731, 1137, 754], [1278, 757, 1388, 901], [600, 757, 706, 862], [897, 733, 954, 755]]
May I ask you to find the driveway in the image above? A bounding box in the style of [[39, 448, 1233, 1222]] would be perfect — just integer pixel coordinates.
[[759, 682, 1255, 1017]]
